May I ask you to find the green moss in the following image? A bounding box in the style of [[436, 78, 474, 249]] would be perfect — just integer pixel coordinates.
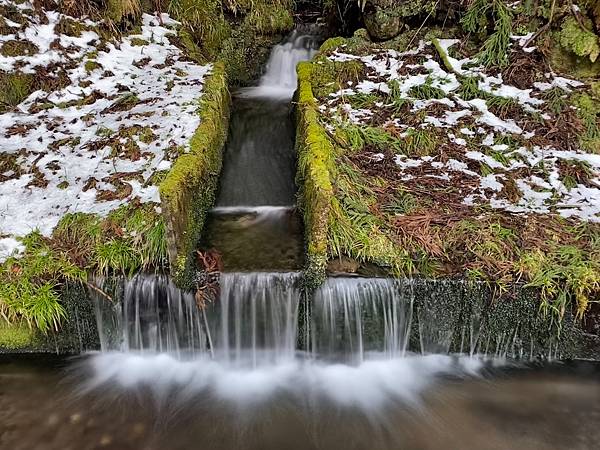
[[84, 60, 101, 73], [130, 37, 149, 46], [0, 71, 33, 111], [308, 54, 366, 99], [559, 16, 600, 63], [54, 16, 87, 37], [244, 1, 293, 35], [218, 26, 281, 85], [0, 39, 38, 57], [319, 37, 346, 53], [106, 0, 141, 26], [159, 61, 230, 287], [432, 37, 457, 74], [295, 62, 335, 289], [548, 31, 600, 78], [575, 93, 600, 153], [169, 0, 231, 61], [0, 321, 38, 350]]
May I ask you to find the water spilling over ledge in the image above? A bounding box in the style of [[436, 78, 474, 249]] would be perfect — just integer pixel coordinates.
[[91, 273, 569, 362], [83, 272, 501, 411]]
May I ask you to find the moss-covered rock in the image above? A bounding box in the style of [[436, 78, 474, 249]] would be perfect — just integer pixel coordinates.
[[159, 61, 231, 287], [362, 0, 437, 41], [363, 0, 402, 41]]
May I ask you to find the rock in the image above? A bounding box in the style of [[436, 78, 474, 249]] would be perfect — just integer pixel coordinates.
[[327, 256, 360, 274], [362, 0, 438, 41], [363, 0, 402, 41]]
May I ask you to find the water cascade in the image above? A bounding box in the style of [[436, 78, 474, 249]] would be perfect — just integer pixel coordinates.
[[85, 32, 497, 412]]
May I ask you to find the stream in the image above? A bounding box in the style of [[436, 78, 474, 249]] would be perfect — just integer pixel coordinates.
[[2, 32, 600, 450]]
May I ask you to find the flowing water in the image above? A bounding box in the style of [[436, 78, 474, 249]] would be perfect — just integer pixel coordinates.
[[3, 32, 600, 450]]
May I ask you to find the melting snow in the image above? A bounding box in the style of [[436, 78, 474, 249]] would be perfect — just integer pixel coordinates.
[[0, 4, 211, 261]]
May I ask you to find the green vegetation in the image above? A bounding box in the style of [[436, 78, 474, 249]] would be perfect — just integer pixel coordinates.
[[0, 321, 38, 349], [559, 16, 600, 64], [106, 0, 141, 26], [408, 77, 446, 100], [0, 71, 33, 112], [575, 93, 600, 153], [461, 0, 513, 67], [168, 0, 294, 84], [1, 57, 230, 335], [0, 202, 168, 333], [296, 31, 600, 326], [0, 39, 38, 57], [295, 62, 335, 288]]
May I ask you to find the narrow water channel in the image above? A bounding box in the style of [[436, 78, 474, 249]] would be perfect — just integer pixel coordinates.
[[2, 32, 600, 450], [203, 32, 317, 271]]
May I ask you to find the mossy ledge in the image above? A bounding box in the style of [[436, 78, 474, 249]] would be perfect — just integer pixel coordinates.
[[0, 65, 230, 350], [294, 61, 335, 290], [159, 61, 231, 288]]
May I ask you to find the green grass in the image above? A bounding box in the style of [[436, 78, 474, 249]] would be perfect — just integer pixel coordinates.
[[408, 77, 446, 100], [402, 127, 437, 156], [387, 79, 412, 114], [456, 76, 481, 101], [0, 232, 81, 333], [338, 123, 403, 153], [518, 245, 600, 320], [486, 94, 519, 116], [541, 86, 568, 115]]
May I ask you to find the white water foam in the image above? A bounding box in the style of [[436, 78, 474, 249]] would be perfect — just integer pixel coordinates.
[[78, 351, 492, 410]]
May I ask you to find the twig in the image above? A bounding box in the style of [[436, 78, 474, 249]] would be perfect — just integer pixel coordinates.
[[524, 0, 557, 48], [405, 0, 441, 52], [570, 0, 593, 33], [84, 281, 113, 302]]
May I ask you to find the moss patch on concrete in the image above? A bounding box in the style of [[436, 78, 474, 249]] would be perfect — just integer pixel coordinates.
[[295, 61, 335, 289], [159, 61, 231, 287], [0, 321, 38, 350]]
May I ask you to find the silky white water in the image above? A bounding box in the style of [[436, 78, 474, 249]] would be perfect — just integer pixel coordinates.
[[86, 273, 501, 411], [239, 31, 319, 98]]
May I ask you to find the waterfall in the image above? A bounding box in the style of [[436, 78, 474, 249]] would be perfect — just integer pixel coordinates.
[[239, 31, 319, 98], [86, 273, 493, 410], [92, 274, 475, 363], [207, 272, 302, 365], [259, 32, 319, 90], [311, 278, 413, 363], [94, 274, 207, 358], [93, 274, 550, 363]]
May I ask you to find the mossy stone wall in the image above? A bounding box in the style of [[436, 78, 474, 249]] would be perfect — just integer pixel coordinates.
[[159, 61, 231, 288], [294, 61, 335, 289]]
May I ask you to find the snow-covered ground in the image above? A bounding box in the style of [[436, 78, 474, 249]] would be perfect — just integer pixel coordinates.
[[0, 2, 211, 261], [318, 38, 600, 223]]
